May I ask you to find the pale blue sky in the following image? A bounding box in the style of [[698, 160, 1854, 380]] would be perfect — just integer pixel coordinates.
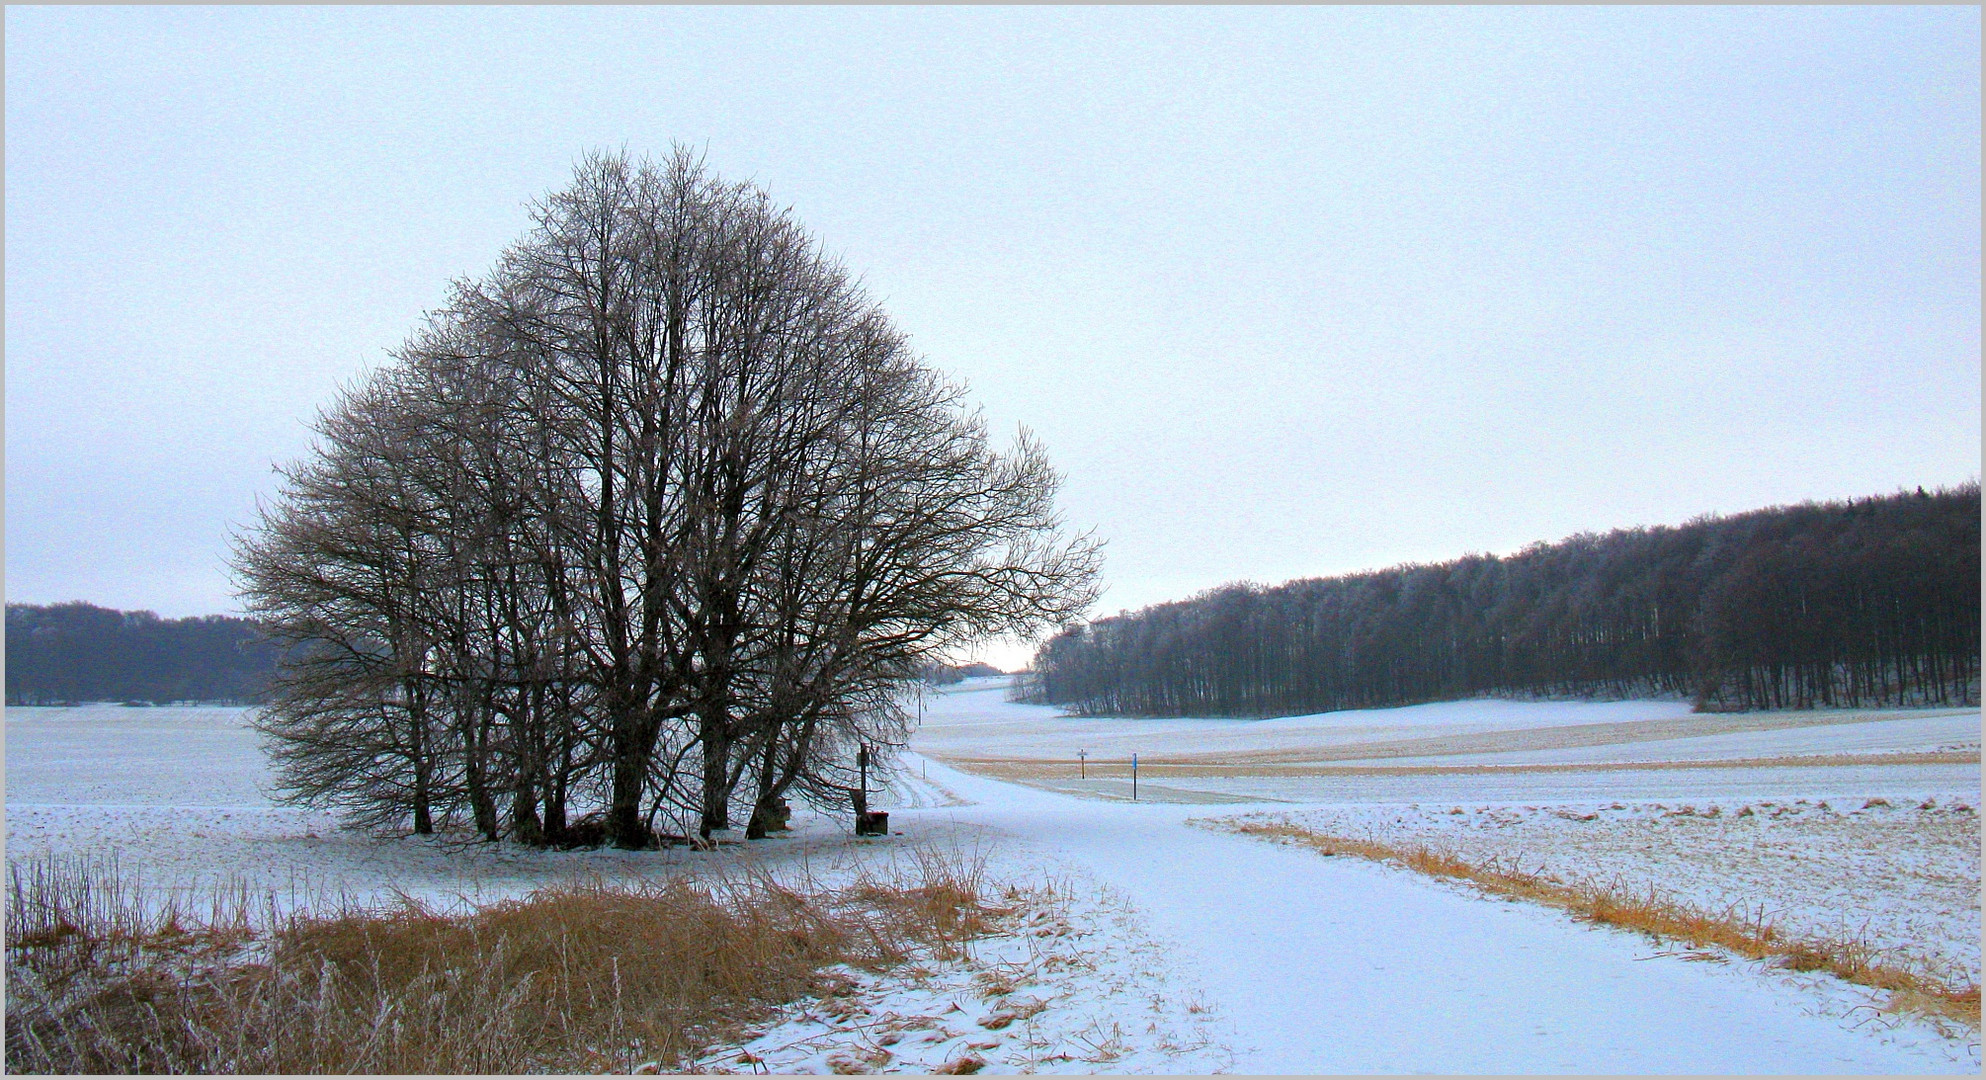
[[7, 7, 1980, 669]]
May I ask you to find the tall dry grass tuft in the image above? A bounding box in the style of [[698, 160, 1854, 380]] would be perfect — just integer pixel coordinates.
[[1222, 821, 1981, 1029], [840, 844, 1004, 961], [7, 852, 263, 949], [6, 849, 998, 1073]]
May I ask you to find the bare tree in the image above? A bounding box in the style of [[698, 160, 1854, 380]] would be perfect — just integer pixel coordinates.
[[235, 146, 1103, 848], [235, 371, 455, 833]]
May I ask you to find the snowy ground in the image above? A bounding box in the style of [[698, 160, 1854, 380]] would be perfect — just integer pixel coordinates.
[[6, 685, 1982, 1072], [1225, 797, 1981, 988], [909, 684, 1977, 766], [887, 762, 1980, 1073], [6, 705, 699, 909], [682, 862, 1235, 1075]]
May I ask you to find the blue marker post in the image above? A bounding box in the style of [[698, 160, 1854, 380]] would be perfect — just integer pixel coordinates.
[[1132, 752, 1138, 801]]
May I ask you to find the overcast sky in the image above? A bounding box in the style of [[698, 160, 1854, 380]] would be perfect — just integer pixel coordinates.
[[7, 7, 1980, 670]]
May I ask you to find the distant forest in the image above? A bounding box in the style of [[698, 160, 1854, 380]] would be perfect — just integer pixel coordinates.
[[1029, 484, 1980, 717], [4, 603, 282, 706], [919, 662, 1006, 686]]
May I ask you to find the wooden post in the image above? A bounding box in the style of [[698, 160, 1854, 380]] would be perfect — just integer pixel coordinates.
[[853, 744, 870, 833], [1132, 752, 1138, 801], [1078, 749, 1086, 779], [853, 745, 891, 836]]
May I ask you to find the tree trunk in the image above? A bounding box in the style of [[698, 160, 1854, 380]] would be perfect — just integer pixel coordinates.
[[699, 712, 732, 838], [511, 779, 544, 847], [744, 736, 783, 839], [407, 680, 433, 835], [605, 700, 654, 849]]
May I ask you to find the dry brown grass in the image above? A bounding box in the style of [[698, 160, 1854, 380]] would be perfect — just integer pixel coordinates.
[[1220, 820, 1982, 1028], [5, 849, 998, 1073]]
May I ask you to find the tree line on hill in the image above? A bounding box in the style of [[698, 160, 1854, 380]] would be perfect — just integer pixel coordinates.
[[1027, 484, 1979, 718], [917, 661, 1006, 686], [5, 602, 283, 706], [233, 149, 1099, 849]]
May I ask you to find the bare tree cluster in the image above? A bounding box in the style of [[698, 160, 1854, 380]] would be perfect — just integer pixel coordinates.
[[1029, 484, 1978, 717], [234, 150, 1100, 848]]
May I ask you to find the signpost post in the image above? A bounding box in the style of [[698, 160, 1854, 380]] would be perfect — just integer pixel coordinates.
[[854, 744, 886, 835]]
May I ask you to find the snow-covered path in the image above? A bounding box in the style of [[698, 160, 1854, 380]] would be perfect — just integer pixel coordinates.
[[897, 753, 1974, 1073]]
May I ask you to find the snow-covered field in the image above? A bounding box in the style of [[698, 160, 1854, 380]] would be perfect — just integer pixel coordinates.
[[916, 680, 1978, 773], [1228, 797, 1980, 988], [6, 682, 1981, 1072], [3, 703, 1237, 1073], [6, 705, 700, 909]]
